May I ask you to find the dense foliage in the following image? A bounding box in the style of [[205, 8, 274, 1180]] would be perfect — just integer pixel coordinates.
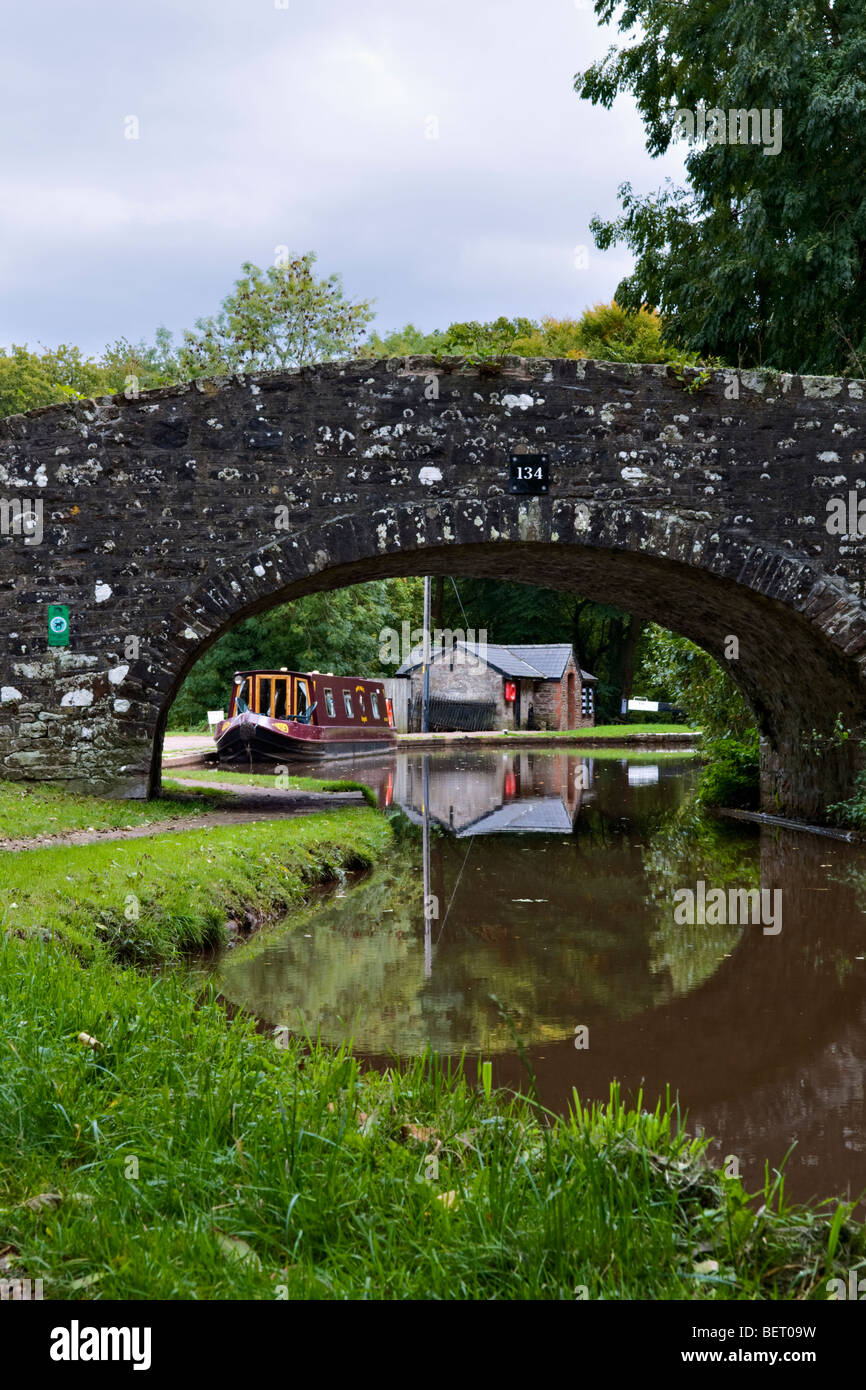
[[0, 253, 373, 418], [577, 0, 866, 374], [639, 626, 754, 739], [361, 302, 692, 365], [695, 732, 761, 810]]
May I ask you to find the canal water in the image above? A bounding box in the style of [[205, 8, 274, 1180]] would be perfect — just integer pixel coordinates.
[[211, 747, 866, 1206]]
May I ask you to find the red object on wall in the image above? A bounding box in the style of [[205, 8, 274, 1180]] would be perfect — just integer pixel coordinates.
[[504, 681, 517, 703]]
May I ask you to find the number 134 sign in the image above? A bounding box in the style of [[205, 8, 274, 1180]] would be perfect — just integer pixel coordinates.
[[508, 454, 548, 495]]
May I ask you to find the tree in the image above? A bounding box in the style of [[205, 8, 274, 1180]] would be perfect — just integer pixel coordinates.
[[0, 344, 107, 417], [437, 577, 575, 646], [100, 329, 180, 393], [577, 0, 866, 374], [636, 625, 754, 739], [177, 253, 375, 378]]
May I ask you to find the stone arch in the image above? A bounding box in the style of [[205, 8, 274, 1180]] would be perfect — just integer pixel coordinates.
[[146, 497, 866, 817], [4, 355, 866, 818]]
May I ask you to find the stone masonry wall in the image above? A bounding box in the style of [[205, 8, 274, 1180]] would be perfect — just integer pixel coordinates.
[[2, 355, 866, 816]]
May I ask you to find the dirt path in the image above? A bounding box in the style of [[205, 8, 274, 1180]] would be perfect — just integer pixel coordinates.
[[0, 783, 367, 852]]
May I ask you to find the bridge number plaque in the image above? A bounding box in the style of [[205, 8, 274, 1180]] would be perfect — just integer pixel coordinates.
[[47, 605, 70, 647], [509, 453, 548, 495]]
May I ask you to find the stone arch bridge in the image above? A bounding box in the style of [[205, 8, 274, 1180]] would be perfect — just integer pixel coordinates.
[[2, 355, 866, 819]]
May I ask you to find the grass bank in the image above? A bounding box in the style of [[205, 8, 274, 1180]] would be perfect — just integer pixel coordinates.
[[166, 770, 378, 806], [1, 790, 862, 1300], [1, 809, 390, 963], [398, 724, 699, 743], [0, 781, 237, 842], [2, 933, 862, 1300], [547, 722, 697, 738]]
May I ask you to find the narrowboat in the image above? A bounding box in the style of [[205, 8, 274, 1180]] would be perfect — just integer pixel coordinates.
[[212, 669, 396, 762]]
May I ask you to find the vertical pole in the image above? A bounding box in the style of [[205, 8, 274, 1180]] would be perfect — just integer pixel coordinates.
[[422, 753, 432, 978], [422, 574, 431, 734]]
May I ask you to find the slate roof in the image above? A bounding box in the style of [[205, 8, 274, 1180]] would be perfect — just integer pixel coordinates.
[[395, 641, 596, 683], [454, 799, 577, 836]]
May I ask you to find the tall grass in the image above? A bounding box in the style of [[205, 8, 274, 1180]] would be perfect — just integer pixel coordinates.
[[1, 934, 860, 1300]]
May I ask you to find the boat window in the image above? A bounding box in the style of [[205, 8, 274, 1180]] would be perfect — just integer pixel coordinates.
[[234, 678, 249, 714], [324, 688, 336, 718], [343, 691, 354, 718], [370, 691, 380, 719], [257, 678, 272, 717], [273, 679, 288, 720], [295, 680, 310, 718]]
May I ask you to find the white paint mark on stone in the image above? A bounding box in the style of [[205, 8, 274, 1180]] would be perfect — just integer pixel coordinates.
[[60, 688, 93, 707], [94, 582, 112, 603], [253, 564, 266, 578], [113, 698, 131, 713], [817, 451, 841, 463], [108, 664, 129, 685], [419, 467, 442, 485], [802, 377, 843, 399]]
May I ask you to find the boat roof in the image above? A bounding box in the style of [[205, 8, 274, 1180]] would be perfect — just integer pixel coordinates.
[[232, 669, 384, 683]]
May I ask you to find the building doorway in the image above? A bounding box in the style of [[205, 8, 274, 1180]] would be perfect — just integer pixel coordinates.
[[566, 671, 576, 727]]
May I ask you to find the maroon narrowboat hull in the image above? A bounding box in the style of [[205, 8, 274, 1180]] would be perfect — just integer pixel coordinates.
[[214, 711, 396, 763]]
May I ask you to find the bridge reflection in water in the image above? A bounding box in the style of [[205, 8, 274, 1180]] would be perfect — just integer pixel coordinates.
[[212, 748, 866, 1205]]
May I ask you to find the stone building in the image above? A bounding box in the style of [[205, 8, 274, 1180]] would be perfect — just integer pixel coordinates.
[[396, 641, 596, 732]]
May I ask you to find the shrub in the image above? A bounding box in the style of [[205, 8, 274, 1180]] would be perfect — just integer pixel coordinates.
[[697, 732, 760, 810]]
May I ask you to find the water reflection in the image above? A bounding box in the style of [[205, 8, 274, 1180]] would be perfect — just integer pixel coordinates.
[[212, 748, 866, 1204], [395, 749, 589, 835]]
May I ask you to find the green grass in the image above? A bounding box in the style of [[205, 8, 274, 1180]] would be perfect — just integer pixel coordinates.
[[0, 783, 861, 1300], [1, 934, 861, 1300], [399, 724, 698, 740], [0, 781, 238, 842], [564, 746, 698, 762], [0, 809, 390, 963], [168, 769, 378, 807], [532, 723, 697, 738]]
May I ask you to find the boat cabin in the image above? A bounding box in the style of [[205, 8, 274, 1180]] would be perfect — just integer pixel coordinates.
[[229, 670, 390, 728]]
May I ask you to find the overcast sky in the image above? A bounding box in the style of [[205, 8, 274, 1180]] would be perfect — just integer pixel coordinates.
[[1, 0, 685, 356]]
